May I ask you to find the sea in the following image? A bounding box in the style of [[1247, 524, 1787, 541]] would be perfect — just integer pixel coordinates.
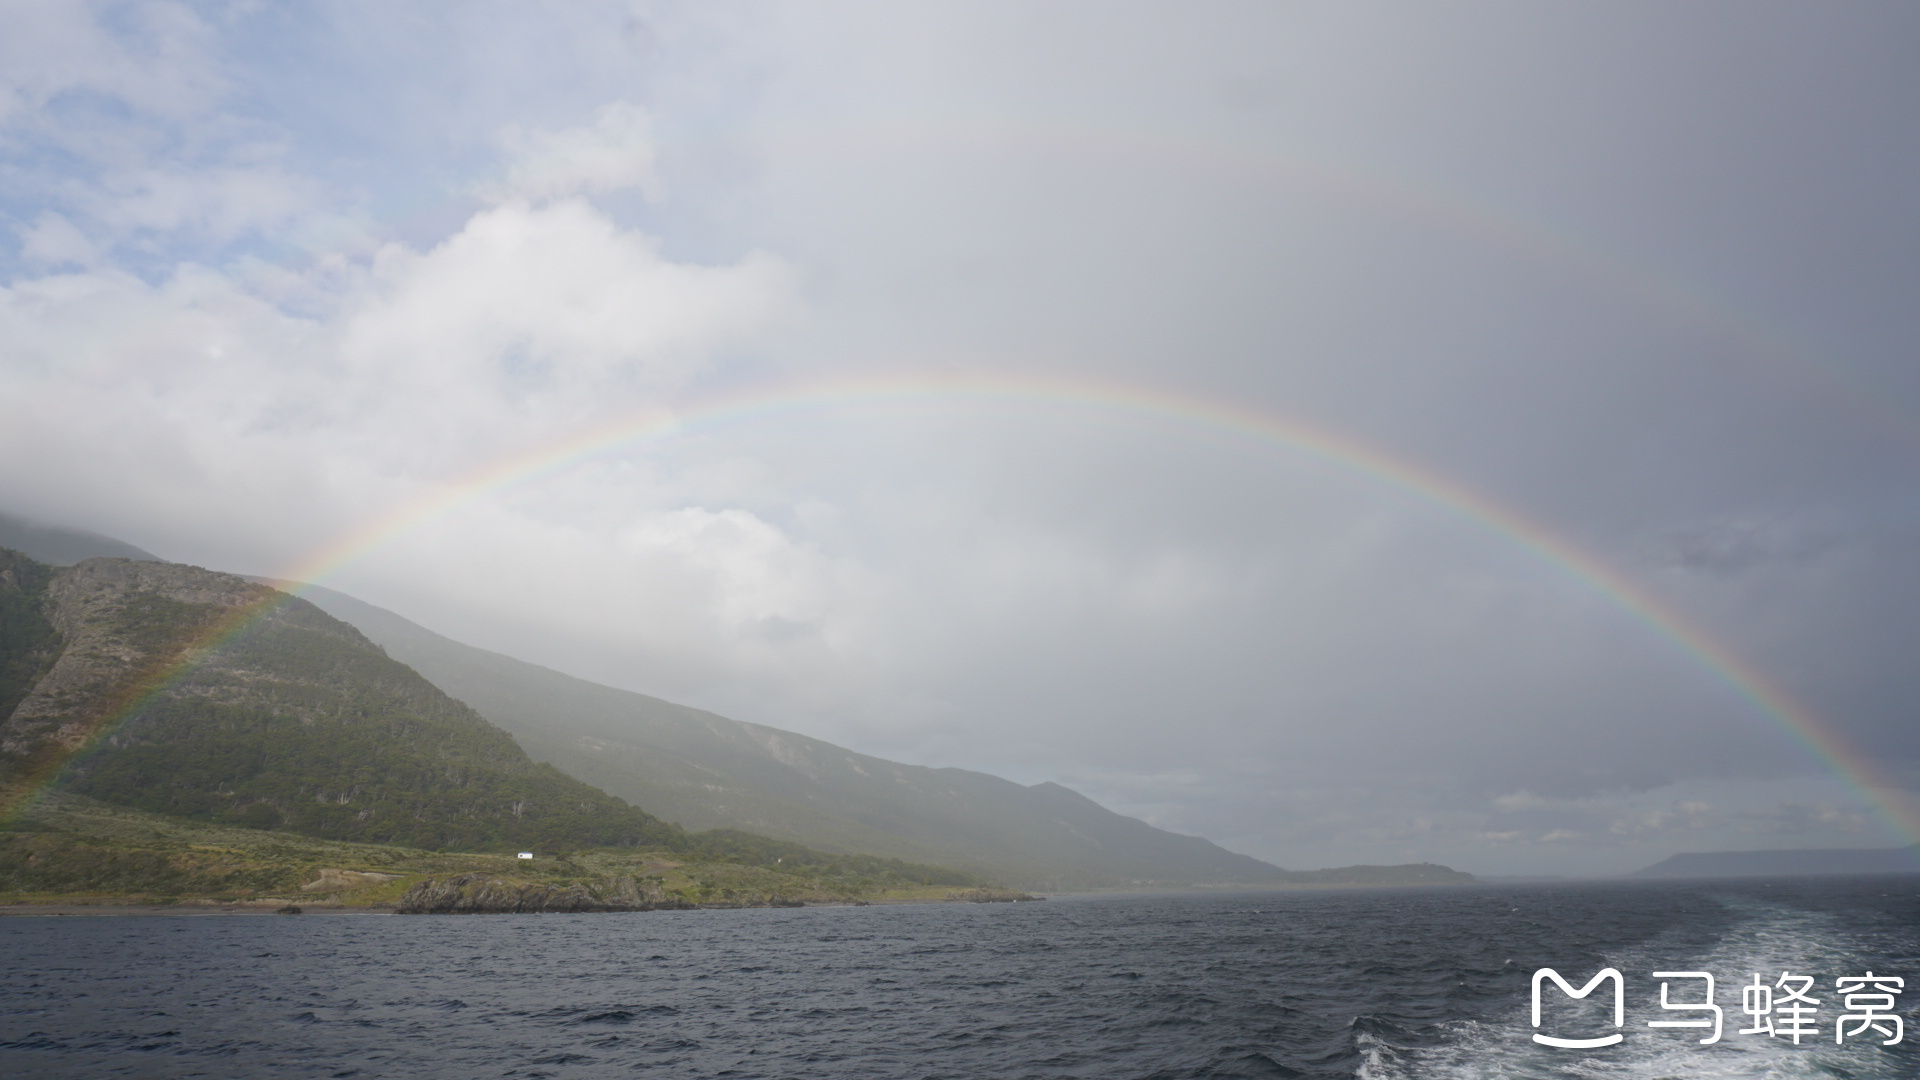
[[1, 877, 1916, 1079]]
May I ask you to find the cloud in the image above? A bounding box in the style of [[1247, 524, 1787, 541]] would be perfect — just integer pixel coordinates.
[[0, 0, 221, 131], [16, 212, 98, 266], [341, 199, 799, 443], [1648, 516, 1846, 577], [0, 1, 334, 275], [1738, 802, 1873, 837], [493, 102, 660, 202], [84, 164, 320, 242], [1607, 801, 1720, 838], [0, 192, 801, 568], [618, 508, 830, 632]]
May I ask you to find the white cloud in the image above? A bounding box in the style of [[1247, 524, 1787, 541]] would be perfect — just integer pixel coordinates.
[[620, 507, 828, 632], [87, 164, 320, 242], [1608, 801, 1719, 837], [0, 0, 221, 131], [1738, 802, 1872, 837], [327, 198, 799, 463], [17, 212, 98, 266], [494, 102, 660, 202], [0, 2, 331, 268], [0, 192, 802, 569], [350, 200, 794, 389]]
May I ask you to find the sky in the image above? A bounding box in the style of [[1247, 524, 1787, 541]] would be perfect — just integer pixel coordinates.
[[3, 1, 1919, 875]]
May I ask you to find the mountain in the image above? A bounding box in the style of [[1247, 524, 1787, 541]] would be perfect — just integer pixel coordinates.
[[0, 512, 1473, 891], [1633, 844, 1920, 879], [0, 548, 983, 892], [0, 549, 688, 852], [0, 510, 158, 565], [287, 583, 1445, 890]]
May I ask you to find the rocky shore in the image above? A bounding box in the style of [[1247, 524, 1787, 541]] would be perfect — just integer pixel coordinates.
[[393, 874, 1048, 913], [947, 887, 1045, 902], [396, 873, 695, 914]]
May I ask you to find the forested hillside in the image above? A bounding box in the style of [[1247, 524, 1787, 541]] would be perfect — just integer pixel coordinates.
[[0, 550, 676, 851]]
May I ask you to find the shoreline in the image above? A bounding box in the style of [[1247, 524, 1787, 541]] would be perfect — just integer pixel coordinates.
[[0, 903, 393, 917], [0, 894, 1045, 917]]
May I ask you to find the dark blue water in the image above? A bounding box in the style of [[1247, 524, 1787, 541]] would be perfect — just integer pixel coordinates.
[[2, 879, 1916, 1079]]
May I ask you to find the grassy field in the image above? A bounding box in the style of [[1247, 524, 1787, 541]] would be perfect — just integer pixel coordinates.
[[0, 792, 983, 909]]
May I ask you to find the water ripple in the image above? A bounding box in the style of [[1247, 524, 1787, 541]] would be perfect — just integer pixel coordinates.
[[0, 880, 1914, 1078]]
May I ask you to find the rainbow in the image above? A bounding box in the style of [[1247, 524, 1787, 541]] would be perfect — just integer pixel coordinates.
[[7, 371, 1914, 845], [183, 110, 1919, 455], [10, 103, 1915, 836], [739, 111, 1920, 450]]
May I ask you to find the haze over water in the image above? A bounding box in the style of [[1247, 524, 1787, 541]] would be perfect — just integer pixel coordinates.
[[3, 880, 1916, 1080]]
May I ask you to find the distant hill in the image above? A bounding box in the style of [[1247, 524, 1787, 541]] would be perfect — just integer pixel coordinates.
[[286, 582, 1471, 891], [0, 510, 158, 565], [1633, 845, 1920, 878]]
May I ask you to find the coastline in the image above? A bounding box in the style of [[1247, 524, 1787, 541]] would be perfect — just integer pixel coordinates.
[[0, 892, 1046, 916], [0, 903, 390, 917]]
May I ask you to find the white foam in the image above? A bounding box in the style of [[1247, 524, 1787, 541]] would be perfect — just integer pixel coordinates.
[[1362, 896, 1912, 1079]]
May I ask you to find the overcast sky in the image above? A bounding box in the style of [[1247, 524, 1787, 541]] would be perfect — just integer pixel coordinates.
[[4, 1, 1918, 875]]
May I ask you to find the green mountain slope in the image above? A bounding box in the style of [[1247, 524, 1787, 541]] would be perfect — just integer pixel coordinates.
[[0, 549, 62, 725], [289, 583, 1302, 890], [0, 551, 683, 852], [1, 791, 981, 907]]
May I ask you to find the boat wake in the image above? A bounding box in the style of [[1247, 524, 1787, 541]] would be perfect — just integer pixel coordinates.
[[1359, 891, 1919, 1079]]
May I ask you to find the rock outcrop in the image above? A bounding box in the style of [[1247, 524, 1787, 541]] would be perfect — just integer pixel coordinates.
[[946, 887, 1043, 902], [396, 873, 692, 914], [300, 868, 404, 892]]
